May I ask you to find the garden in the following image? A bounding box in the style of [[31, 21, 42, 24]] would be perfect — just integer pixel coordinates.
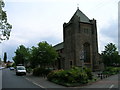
[[47, 66, 95, 87]]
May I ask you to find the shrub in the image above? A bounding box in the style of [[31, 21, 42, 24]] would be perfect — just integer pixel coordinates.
[[83, 67, 93, 80], [26, 67, 33, 73], [6, 64, 12, 68], [102, 67, 120, 75], [33, 67, 52, 76], [70, 67, 88, 83], [47, 67, 90, 86], [47, 69, 65, 82]]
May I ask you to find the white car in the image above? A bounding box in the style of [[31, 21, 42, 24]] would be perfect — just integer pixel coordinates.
[[16, 66, 26, 75], [9, 67, 14, 70], [0, 67, 5, 70]]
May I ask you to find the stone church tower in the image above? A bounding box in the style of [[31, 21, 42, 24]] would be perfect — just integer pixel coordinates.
[[63, 8, 100, 70], [54, 8, 102, 71]]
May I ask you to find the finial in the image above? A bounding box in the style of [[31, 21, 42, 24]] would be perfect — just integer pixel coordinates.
[[77, 4, 79, 9]]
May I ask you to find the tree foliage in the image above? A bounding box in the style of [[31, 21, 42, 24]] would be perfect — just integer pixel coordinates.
[[13, 45, 30, 66], [0, 0, 12, 42], [13, 41, 58, 68], [30, 41, 58, 68], [3, 52, 7, 63], [101, 43, 120, 67]]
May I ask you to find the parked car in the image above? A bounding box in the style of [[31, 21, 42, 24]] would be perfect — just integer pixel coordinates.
[[0, 67, 5, 70], [16, 66, 26, 75], [9, 67, 14, 70]]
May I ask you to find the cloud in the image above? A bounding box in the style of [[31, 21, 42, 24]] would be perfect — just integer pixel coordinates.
[[2, 0, 118, 60], [98, 19, 118, 53]]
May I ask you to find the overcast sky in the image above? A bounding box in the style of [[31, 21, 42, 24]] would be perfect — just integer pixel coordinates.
[[0, 0, 119, 61]]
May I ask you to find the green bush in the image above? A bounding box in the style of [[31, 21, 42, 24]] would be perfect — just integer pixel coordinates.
[[102, 67, 120, 75], [47, 69, 65, 83], [12, 63, 16, 67], [70, 67, 88, 84], [47, 67, 91, 86], [33, 67, 52, 76], [83, 67, 93, 80], [7, 64, 12, 68], [26, 67, 33, 73]]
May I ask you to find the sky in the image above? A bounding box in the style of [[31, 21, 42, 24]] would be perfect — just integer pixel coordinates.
[[0, 0, 119, 61]]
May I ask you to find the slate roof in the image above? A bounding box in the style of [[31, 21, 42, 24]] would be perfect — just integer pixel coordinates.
[[53, 42, 64, 50], [70, 8, 90, 23]]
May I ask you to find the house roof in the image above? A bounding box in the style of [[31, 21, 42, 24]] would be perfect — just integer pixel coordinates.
[[70, 8, 90, 23], [53, 42, 64, 50]]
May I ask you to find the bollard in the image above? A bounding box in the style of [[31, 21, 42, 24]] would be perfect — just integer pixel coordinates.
[[97, 73, 100, 78], [100, 73, 103, 79], [103, 74, 104, 78]]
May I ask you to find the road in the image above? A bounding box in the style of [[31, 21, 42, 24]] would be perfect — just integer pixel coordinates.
[[2, 68, 44, 89]]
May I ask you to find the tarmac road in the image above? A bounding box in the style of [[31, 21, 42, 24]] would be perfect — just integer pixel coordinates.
[[2, 68, 44, 89]]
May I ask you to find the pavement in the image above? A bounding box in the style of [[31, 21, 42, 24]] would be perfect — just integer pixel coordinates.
[[24, 72, 119, 89], [24, 73, 66, 88]]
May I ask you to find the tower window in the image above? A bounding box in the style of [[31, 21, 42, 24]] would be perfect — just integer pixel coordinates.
[[70, 61, 73, 67], [83, 43, 90, 63], [84, 28, 89, 34]]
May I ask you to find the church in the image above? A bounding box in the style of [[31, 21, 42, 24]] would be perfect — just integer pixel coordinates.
[[54, 8, 103, 71]]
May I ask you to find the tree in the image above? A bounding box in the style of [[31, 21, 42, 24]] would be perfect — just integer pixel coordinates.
[[30, 41, 58, 68], [13, 45, 30, 66], [101, 43, 120, 67], [0, 0, 12, 42], [0, 58, 1, 64], [3, 52, 7, 63], [30, 46, 39, 68]]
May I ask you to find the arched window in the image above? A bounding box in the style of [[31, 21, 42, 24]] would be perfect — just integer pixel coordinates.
[[83, 43, 90, 63]]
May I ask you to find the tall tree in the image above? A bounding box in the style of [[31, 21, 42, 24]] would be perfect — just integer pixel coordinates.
[[0, 0, 12, 42], [101, 43, 120, 67], [3, 52, 7, 63], [30, 41, 58, 68], [13, 45, 30, 66], [0, 58, 1, 64]]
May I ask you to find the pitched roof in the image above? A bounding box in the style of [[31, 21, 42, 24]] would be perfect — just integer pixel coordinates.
[[70, 8, 90, 23], [53, 42, 64, 50]]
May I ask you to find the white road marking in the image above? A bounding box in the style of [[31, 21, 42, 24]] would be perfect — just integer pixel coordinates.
[[24, 77, 45, 88], [109, 84, 114, 89], [32, 82, 45, 88]]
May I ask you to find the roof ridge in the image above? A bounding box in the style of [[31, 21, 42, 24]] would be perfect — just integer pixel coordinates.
[[76, 8, 90, 20], [69, 8, 90, 23]]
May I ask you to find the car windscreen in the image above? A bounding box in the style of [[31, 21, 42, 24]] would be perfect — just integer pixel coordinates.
[[17, 67, 25, 70]]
